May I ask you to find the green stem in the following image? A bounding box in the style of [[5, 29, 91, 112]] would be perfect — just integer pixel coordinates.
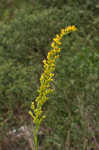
[[33, 126, 39, 150], [34, 134, 38, 150]]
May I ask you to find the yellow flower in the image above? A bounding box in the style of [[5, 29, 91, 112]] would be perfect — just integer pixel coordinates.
[[29, 25, 77, 150], [43, 59, 47, 65], [61, 29, 65, 35], [54, 55, 60, 59], [56, 34, 62, 40], [29, 111, 34, 119], [51, 42, 55, 48], [29, 25, 77, 130], [53, 38, 62, 45], [31, 101, 35, 110], [65, 25, 77, 32]]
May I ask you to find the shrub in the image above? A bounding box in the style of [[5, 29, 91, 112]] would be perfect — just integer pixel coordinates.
[[0, 4, 98, 149]]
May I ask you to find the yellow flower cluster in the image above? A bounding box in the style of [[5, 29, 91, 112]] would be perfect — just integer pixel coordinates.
[[29, 25, 77, 127]]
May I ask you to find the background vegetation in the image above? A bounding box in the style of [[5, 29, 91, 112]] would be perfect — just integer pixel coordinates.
[[0, 0, 99, 150]]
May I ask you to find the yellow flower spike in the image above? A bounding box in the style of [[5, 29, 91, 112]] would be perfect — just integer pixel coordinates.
[[29, 25, 77, 150]]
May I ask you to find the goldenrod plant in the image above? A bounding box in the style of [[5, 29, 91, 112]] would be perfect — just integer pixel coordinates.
[[29, 25, 77, 150]]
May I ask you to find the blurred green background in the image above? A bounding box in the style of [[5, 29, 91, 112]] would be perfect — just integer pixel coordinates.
[[0, 0, 99, 150]]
